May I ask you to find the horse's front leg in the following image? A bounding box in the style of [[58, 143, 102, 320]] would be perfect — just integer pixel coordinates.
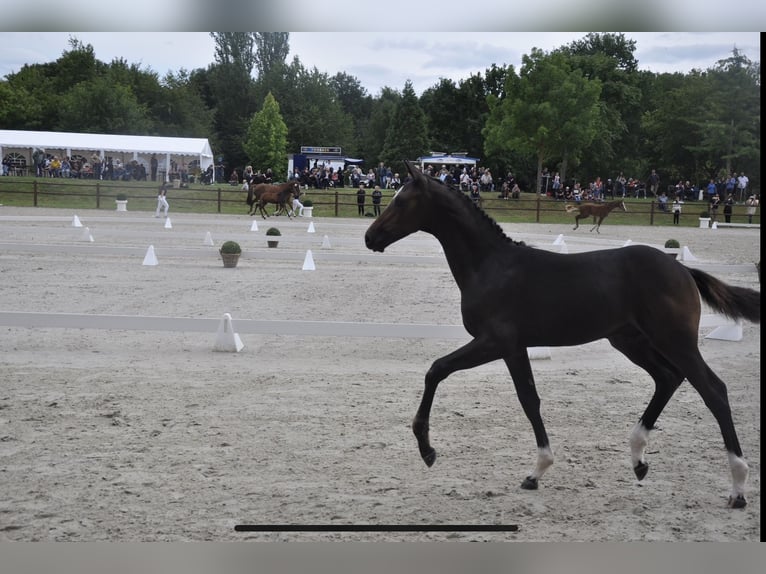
[[573, 216, 580, 230], [414, 337, 504, 467], [504, 352, 553, 490]]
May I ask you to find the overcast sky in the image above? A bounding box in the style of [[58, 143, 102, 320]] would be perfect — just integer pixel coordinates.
[[0, 32, 760, 97]]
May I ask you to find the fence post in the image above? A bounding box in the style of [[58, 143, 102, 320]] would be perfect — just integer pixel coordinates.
[[535, 193, 541, 223], [33, 180, 38, 207], [335, 191, 339, 217], [96, 182, 100, 209], [217, 188, 222, 213], [650, 200, 655, 225]]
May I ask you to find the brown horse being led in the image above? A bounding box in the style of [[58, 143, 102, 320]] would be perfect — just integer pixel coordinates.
[[364, 160, 760, 508], [251, 181, 300, 219], [566, 200, 626, 233]]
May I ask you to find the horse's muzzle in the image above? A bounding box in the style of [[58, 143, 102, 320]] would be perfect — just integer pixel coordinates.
[[364, 231, 385, 253]]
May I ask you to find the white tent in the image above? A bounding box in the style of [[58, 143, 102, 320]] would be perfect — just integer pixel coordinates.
[[0, 130, 214, 181], [417, 153, 480, 169]]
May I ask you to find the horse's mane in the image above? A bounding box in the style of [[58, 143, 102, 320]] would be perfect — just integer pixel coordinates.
[[423, 174, 526, 247]]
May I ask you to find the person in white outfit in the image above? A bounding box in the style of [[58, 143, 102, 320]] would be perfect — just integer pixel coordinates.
[[291, 193, 304, 217], [155, 182, 169, 217]]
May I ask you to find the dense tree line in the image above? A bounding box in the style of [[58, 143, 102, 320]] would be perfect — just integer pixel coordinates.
[[0, 33, 759, 191]]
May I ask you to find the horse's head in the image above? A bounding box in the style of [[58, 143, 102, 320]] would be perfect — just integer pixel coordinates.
[[291, 181, 301, 198], [365, 159, 433, 253]]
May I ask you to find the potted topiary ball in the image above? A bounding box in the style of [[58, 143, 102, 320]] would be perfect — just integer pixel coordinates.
[[302, 198, 314, 217], [699, 210, 711, 228], [266, 227, 281, 248], [219, 240, 242, 267], [664, 239, 680, 248]]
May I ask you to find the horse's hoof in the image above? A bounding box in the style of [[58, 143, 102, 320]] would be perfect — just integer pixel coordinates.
[[422, 448, 437, 467], [521, 476, 538, 490], [634, 461, 649, 481], [728, 494, 747, 509]]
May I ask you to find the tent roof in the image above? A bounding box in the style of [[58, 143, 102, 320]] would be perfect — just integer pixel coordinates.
[[0, 130, 214, 158], [417, 154, 480, 166]]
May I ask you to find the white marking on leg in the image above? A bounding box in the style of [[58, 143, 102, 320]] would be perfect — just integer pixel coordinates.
[[530, 446, 554, 480], [629, 422, 649, 468], [727, 452, 749, 500]]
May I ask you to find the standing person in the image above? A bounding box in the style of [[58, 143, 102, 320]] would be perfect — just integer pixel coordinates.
[[745, 195, 758, 224], [647, 169, 660, 198], [371, 185, 383, 216], [150, 154, 158, 181], [469, 182, 481, 206], [672, 196, 683, 225], [616, 172, 627, 198], [737, 172, 749, 203], [356, 185, 366, 215], [242, 165, 254, 190], [291, 190, 304, 217], [155, 182, 169, 218], [709, 193, 720, 222], [723, 193, 735, 223]]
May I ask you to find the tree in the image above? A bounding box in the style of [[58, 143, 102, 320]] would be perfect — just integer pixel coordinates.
[[254, 33, 290, 79], [209, 33, 258, 174], [56, 75, 151, 134], [484, 49, 602, 193], [380, 81, 429, 175], [210, 33, 256, 75], [243, 92, 289, 177], [359, 87, 400, 167], [557, 33, 643, 180], [155, 70, 213, 137]]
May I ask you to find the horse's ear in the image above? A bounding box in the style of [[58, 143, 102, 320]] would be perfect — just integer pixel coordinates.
[[404, 160, 425, 184]]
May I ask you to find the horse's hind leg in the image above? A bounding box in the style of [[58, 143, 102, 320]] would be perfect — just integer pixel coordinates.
[[681, 353, 749, 508], [608, 329, 683, 481], [413, 337, 504, 467], [612, 327, 749, 507], [504, 353, 553, 490], [590, 217, 602, 233]]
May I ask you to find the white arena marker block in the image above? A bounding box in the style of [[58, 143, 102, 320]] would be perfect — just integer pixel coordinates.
[[552, 234, 564, 245], [705, 322, 743, 342], [711, 221, 718, 230], [164, 217, 172, 229], [213, 313, 244, 352], [623, 239, 633, 246], [72, 214, 83, 227], [558, 241, 568, 254], [204, 231, 214, 246], [321, 235, 332, 249], [80, 227, 94, 242], [142, 245, 158, 266], [678, 246, 697, 261], [250, 220, 259, 231], [302, 249, 316, 271], [307, 221, 315, 233], [528, 347, 551, 360]]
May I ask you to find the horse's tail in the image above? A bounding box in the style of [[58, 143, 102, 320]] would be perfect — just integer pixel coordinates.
[[564, 204, 579, 214], [687, 267, 760, 323]]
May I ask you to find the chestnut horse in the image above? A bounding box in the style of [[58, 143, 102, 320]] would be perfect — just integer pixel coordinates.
[[566, 199, 627, 233], [365, 160, 760, 508], [251, 181, 300, 219]]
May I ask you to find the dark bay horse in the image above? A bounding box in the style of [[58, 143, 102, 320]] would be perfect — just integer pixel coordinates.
[[364, 160, 760, 508], [251, 181, 300, 219], [566, 199, 626, 233]]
